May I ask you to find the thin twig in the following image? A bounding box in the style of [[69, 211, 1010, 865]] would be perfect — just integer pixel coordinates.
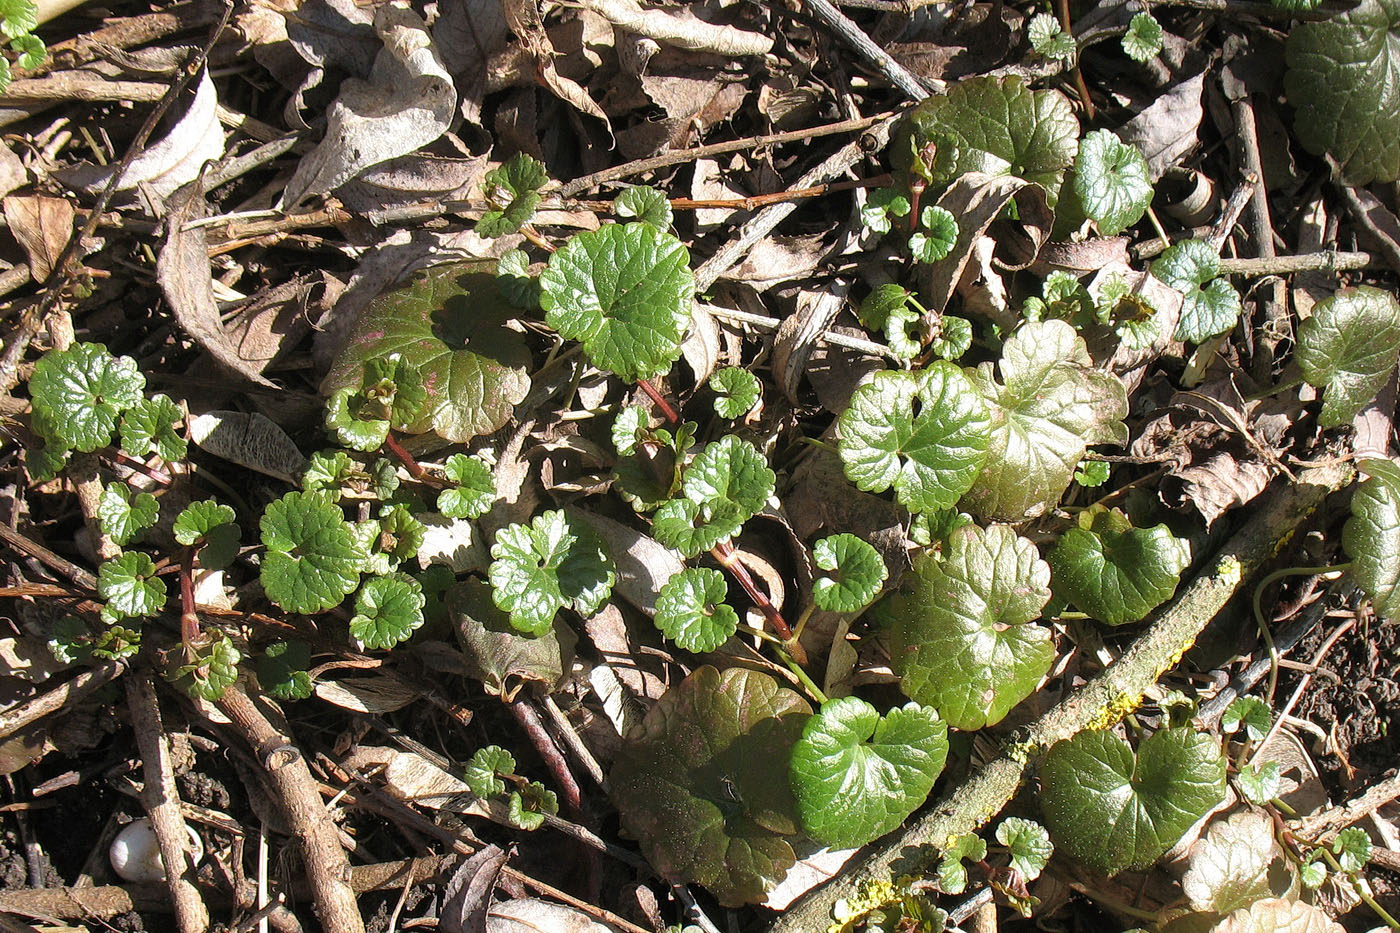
[[800, 0, 932, 100], [1217, 251, 1376, 276], [0, 522, 98, 590], [700, 301, 901, 360], [507, 698, 583, 815], [0, 660, 126, 741]]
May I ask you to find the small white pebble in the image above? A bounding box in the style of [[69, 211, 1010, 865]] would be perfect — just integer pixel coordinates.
[[109, 817, 204, 882]]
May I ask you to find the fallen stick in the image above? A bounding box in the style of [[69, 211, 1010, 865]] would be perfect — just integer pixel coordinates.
[[769, 460, 1353, 932]]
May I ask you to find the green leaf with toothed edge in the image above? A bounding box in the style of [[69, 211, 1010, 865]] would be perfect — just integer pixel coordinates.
[[350, 572, 425, 650], [1074, 130, 1153, 236], [487, 510, 615, 635], [258, 640, 313, 700], [119, 394, 186, 462], [438, 454, 496, 519], [654, 568, 738, 653], [615, 185, 674, 229], [1152, 240, 1242, 343], [998, 817, 1052, 880], [710, 367, 761, 419], [465, 745, 516, 797], [98, 552, 167, 619], [29, 342, 145, 453], [98, 483, 158, 547], [1046, 507, 1190, 626], [1344, 459, 1400, 620], [259, 490, 365, 615], [1297, 286, 1400, 428], [811, 534, 888, 613], [1122, 12, 1163, 61], [173, 631, 241, 701], [1029, 13, 1075, 60]]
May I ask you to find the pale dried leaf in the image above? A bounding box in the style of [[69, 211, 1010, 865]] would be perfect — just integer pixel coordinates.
[[504, 0, 611, 128], [442, 845, 508, 933], [586, 0, 771, 56], [338, 140, 488, 216], [763, 847, 858, 910], [488, 899, 623, 932], [417, 514, 487, 573], [1184, 811, 1281, 914], [773, 284, 847, 403], [188, 411, 307, 483], [723, 234, 829, 289], [281, 5, 457, 206], [0, 141, 27, 200], [314, 673, 421, 713], [681, 303, 721, 385], [224, 273, 337, 376], [575, 510, 683, 617], [0, 637, 71, 683], [2, 195, 73, 280], [1119, 69, 1206, 181], [1212, 898, 1344, 933], [159, 181, 278, 386]]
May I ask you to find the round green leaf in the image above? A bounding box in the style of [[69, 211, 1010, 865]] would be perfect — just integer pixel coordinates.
[[10, 32, 43, 69], [1221, 696, 1272, 742], [654, 567, 738, 652], [931, 315, 972, 361], [860, 187, 911, 236], [910, 206, 959, 263], [811, 533, 887, 613], [495, 248, 540, 309], [1152, 239, 1242, 343], [1046, 507, 1190, 625], [119, 393, 187, 462], [174, 499, 239, 569], [173, 631, 241, 701], [997, 817, 1053, 880], [350, 572, 426, 649], [438, 453, 497, 519], [508, 781, 558, 830], [682, 435, 775, 520], [257, 640, 313, 700], [488, 509, 615, 635], [710, 367, 761, 419], [889, 524, 1054, 730], [1285, 0, 1400, 185], [858, 284, 911, 331], [0, 0, 37, 40], [1074, 130, 1152, 236], [1238, 761, 1283, 805], [1297, 286, 1400, 428], [1122, 12, 1163, 61], [610, 666, 812, 906], [1343, 459, 1400, 620], [98, 483, 158, 547], [963, 321, 1129, 522], [839, 362, 992, 514], [465, 745, 516, 797], [29, 342, 146, 453], [98, 551, 168, 619], [1039, 727, 1227, 875], [541, 222, 696, 381], [323, 267, 531, 444], [789, 697, 948, 849], [615, 185, 674, 228], [650, 498, 744, 558], [1029, 12, 1075, 60], [477, 153, 547, 237], [1333, 826, 1372, 873], [259, 490, 365, 614]]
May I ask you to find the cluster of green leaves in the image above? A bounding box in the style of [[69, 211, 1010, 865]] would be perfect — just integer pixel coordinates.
[[464, 745, 561, 830], [0, 0, 45, 93]]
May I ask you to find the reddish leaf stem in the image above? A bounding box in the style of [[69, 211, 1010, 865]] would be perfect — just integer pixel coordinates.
[[711, 541, 807, 665], [507, 697, 583, 816], [178, 546, 200, 652], [106, 448, 174, 485], [636, 378, 680, 425], [382, 431, 428, 482]]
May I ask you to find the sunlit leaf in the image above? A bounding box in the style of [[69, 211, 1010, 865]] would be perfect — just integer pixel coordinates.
[[29, 342, 145, 453], [1152, 239, 1242, 343], [1122, 12, 1163, 61], [98, 483, 158, 547], [654, 567, 738, 652], [488, 510, 615, 635], [811, 534, 888, 613], [1342, 459, 1400, 620], [259, 490, 365, 614], [1074, 131, 1152, 236], [1297, 286, 1400, 428], [1046, 507, 1190, 625]]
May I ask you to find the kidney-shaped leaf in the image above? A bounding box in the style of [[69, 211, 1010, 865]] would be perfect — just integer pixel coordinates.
[[839, 362, 992, 514], [1297, 286, 1400, 428], [1151, 239, 1242, 344], [1039, 727, 1226, 875], [325, 267, 531, 443], [541, 222, 695, 381], [1216, 898, 1345, 933], [789, 697, 947, 850], [1047, 507, 1190, 625], [1343, 459, 1400, 620], [610, 666, 811, 906], [963, 321, 1128, 522], [1074, 130, 1152, 236], [889, 524, 1054, 730], [1285, 0, 1400, 185]]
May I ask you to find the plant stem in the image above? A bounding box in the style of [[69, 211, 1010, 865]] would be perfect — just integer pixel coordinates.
[[798, 436, 838, 455], [710, 541, 804, 662], [382, 431, 426, 481], [737, 623, 785, 645], [636, 378, 680, 425], [106, 448, 173, 485], [1145, 205, 1171, 253], [776, 644, 828, 705], [1245, 375, 1305, 403], [789, 603, 816, 643], [178, 546, 199, 653], [1252, 564, 1349, 703], [1056, 0, 1096, 119], [1318, 849, 1400, 930]]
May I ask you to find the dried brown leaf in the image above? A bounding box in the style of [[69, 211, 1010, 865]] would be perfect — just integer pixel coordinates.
[[442, 845, 508, 933], [586, 0, 771, 57], [2, 195, 73, 281]]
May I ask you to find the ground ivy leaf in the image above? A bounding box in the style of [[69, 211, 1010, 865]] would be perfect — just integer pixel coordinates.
[[611, 406, 650, 456], [541, 222, 695, 381], [438, 453, 497, 519], [1285, 0, 1400, 184], [860, 186, 911, 235], [650, 498, 744, 558], [839, 362, 993, 514], [710, 367, 761, 419], [495, 248, 540, 309], [901, 75, 1080, 204], [325, 388, 389, 451], [172, 499, 239, 570], [963, 320, 1129, 522], [173, 631, 241, 701], [1333, 826, 1372, 872], [1046, 507, 1190, 625], [10, 32, 42, 69], [931, 315, 973, 361], [259, 490, 365, 614], [98, 483, 158, 547], [789, 697, 948, 849], [889, 524, 1054, 730], [1222, 695, 1272, 742], [257, 640, 313, 700], [508, 782, 558, 830], [302, 450, 354, 493], [1238, 761, 1284, 805], [1217, 897, 1344, 933], [858, 284, 911, 331], [119, 394, 186, 462], [1152, 239, 1242, 343], [1074, 130, 1152, 236], [350, 572, 426, 650], [997, 817, 1053, 880], [609, 665, 812, 906], [98, 551, 168, 619], [1028, 13, 1075, 60], [0, 0, 36, 39], [615, 185, 674, 228], [1297, 286, 1400, 427], [477, 153, 546, 237], [937, 833, 988, 894], [910, 206, 958, 263], [812, 534, 888, 613], [324, 267, 531, 444], [29, 342, 146, 452], [1343, 459, 1400, 620], [465, 745, 516, 797], [1122, 12, 1163, 61], [1039, 727, 1227, 875], [654, 567, 738, 652], [488, 509, 615, 635], [682, 435, 775, 520]]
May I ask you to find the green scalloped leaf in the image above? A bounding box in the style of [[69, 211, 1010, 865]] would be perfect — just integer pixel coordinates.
[[1152, 239, 1242, 343], [350, 572, 426, 649], [860, 186, 911, 236], [963, 320, 1129, 522], [1074, 130, 1152, 236], [910, 206, 959, 263], [789, 697, 948, 849], [1029, 13, 1075, 60], [438, 453, 497, 519], [119, 394, 187, 462], [541, 223, 695, 381], [839, 362, 992, 514], [811, 533, 888, 613], [889, 523, 1054, 730], [465, 745, 516, 797], [1222, 696, 1272, 742], [998, 817, 1053, 880], [258, 640, 313, 700], [610, 666, 812, 906], [488, 509, 615, 635], [0, 0, 37, 40], [508, 781, 558, 830], [710, 367, 761, 419], [259, 490, 365, 614], [98, 551, 168, 619], [1122, 12, 1163, 61], [1297, 286, 1400, 427], [477, 153, 547, 238], [29, 342, 145, 453], [324, 267, 531, 444], [1039, 727, 1226, 875], [654, 567, 738, 652], [10, 32, 43, 69], [173, 499, 239, 570], [615, 185, 674, 228], [1046, 507, 1190, 625], [682, 435, 774, 520], [98, 483, 158, 547], [1343, 459, 1400, 620], [173, 631, 241, 701], [650, 498, 744, 558], [1285, 0, 1400, 184]]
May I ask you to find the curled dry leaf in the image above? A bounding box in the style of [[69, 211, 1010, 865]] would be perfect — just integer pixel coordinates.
[[441, 845, 508, 933], [503, 0, 611, 129], [1119, 69, 1207, 181], [281, 5, 456, 207], [488, 899, 624, 932], [774, 284, 848, 404], [1214, 898, 1344, 933], [2, 195, 73, 280], [586, 0, 771, 57], [188, 411, 307, 483]]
